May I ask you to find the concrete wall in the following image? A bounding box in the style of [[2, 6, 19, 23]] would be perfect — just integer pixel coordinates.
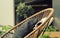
[[0, 0, 14, 25], [53, 0, 60, 30]]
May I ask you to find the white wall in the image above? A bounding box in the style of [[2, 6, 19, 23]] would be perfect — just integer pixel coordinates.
[[0, 0, 14, 25], [53, 0, 60, 30]]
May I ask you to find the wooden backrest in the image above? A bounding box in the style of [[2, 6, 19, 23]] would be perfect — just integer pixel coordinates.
[[24, 8, 54, 38], [1, 8, 54, 38]]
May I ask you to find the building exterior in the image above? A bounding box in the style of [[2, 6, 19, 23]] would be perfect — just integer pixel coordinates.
[[0, 0, 14, 26], [53, 0, 60, 30]]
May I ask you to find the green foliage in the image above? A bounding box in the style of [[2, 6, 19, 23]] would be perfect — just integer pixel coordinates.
[[45, 25, 57, 32], [16, 3, 34, 18], [2, 25, 12, 32], [0, 25, 13, 36], [40, 34, 49, 38], [0, 31, 5, 36], [15, 0, 25, 4]]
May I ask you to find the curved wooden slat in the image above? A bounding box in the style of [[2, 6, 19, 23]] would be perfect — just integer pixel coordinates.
[[1, 8, 54, 38], [24, 8, 54, 38]]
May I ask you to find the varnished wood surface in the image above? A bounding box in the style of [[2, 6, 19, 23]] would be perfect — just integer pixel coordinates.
[[1, 8, 54, 38], [24, 8, 54, 38]]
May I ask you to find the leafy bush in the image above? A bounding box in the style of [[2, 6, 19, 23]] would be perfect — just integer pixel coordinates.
[[40, 34, 49, 38], [38, 25, 57, 38], [0, 32, 4, 36], [2, 25, 13, 32], [16, 3, 35, 18], [0, 25, 13, 36], [14, 0, 24, 4], [45, 25, 57, 32]]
